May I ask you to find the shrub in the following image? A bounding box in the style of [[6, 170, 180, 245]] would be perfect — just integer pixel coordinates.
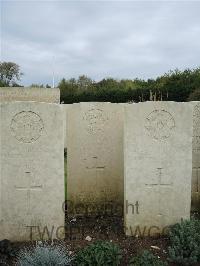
[[129, 250, 167, 266], [16, 242, 73, 266], [75, 240, 122, 266], [188, 88, 200, 101], [168, 219, 200, 265]]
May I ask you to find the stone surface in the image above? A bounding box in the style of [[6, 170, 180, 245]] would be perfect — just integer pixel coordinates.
[[63, 104, 73, 149], [191, 101, 200, 212], [0, 102, 64, 241], [124, 102, 192, 237], [0, 87, 60, 103], [66, 102, 124, 216]]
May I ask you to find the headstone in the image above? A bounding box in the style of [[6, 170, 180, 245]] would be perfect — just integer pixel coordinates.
[[124, 102, 192, 237], [0, 87, 60, 103], [191, 101, 200, 211], [0, 102, 64, 241], [66, 102, 124, 216], [63, 104, 73, 149]]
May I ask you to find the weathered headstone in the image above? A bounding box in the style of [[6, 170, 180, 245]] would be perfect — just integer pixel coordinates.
[[63, 104, 73, 149], [0, 87, 60, 103], [191, 101, 200, 212], [124, 102, 192, 237], [0, 102, 64, 241], [66, 102, 124, 216]]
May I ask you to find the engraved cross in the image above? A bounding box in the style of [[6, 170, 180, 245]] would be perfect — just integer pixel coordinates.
[[145, 168, 173, 216], [86, 156, 105, 179], [15, 171, 42, 214]]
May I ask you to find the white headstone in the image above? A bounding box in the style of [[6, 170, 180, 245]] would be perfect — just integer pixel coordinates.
[[191, 101, 200, 211], [0, 102, 64, 241], [124, 102, 192, 237], [66, 102, 124, 216], [0, 87, 60, 103], [63, 104, 73, 149]]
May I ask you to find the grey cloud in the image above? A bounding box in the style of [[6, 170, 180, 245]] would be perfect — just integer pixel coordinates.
[[1, 1, 200, 85]]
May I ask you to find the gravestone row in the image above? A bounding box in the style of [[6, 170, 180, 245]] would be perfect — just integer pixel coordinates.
[[0, 87, 198, 241], [65, 102, 193, 236]]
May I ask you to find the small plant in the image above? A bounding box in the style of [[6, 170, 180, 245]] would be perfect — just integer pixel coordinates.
[[129, 250, 167, 266], [16, 242, 73, 266], [75, 240, 122, 266], [168, 219, 200, 265]]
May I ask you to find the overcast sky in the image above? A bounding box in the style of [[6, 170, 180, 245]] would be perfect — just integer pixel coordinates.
[[1, 1, 200, 86]]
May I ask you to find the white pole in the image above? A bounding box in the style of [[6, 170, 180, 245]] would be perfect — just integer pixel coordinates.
[[52, 56, 55, 88], [52, 71, 55, 88]]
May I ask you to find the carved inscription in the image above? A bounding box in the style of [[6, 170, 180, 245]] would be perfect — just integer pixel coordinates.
[[83, 109, 108, 134], [145, 110, 175, 140], [10, 111, 44, 143]]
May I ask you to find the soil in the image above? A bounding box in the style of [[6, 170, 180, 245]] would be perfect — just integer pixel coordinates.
[[1, 215, 200, 265]]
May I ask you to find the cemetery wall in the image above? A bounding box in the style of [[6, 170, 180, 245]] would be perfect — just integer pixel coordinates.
[[0, 87, 60, 103]]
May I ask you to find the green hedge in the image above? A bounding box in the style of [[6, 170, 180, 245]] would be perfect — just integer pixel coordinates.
[[59, 68, 200, 103]]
